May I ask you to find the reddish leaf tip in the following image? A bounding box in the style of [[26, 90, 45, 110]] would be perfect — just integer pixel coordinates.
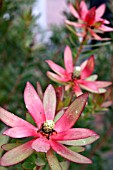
[[26, 81, 31, 86]]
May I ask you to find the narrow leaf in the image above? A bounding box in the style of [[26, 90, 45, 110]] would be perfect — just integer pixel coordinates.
[[46, 149, 62, 170], [69, 146, 85, 152], [59, 135, 100, 146], [2, 143, 22, 151], [0, 140, 34, 166], [60, 161, 70, 170], [55, 93, 88, 132]]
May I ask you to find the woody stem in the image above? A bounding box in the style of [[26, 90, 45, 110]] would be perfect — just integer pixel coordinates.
[[74, 33, 87, 64]]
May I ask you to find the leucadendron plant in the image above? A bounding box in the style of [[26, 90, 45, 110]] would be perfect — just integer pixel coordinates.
[[0, 82, 99, 168], [66, 0, 113, 40], [46, 46, 112, 96], [0, 0, 113, 170]]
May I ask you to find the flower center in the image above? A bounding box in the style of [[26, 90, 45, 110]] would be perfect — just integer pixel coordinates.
[[42, 120, 55, 134], [73, 66, 81, 78]]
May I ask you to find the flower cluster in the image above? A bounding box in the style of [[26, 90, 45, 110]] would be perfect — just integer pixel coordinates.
[[46, 46, 111, 96], [66, 1, 113, 40], [0, 82, 99, 166]]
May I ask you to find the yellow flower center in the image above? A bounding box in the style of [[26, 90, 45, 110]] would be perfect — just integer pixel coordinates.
[[42, 120, 55, 134], [73, 66, 81, 78]]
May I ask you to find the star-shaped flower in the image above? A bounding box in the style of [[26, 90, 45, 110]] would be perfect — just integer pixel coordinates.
[[66, 1, 113, 40], [0, 82, 99, 167], [46, 46, 112, 96]]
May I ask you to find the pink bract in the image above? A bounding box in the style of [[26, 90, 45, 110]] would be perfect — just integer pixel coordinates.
[[46, 46, 112, 96], [66, 1, 113, 40], [0, 82, 99, 166]]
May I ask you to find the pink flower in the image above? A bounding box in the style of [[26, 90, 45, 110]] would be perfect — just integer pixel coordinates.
[[0, 82, 99, 167], [46, 46, 112, 96], [66, 1, 113, 40]]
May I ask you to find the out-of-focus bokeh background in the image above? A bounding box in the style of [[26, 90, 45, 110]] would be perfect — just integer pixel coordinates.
[[0, 0, 113, 169]]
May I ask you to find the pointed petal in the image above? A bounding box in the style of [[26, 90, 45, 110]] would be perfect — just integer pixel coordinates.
[[80, 59, 88, 70], [103, 19, 110, 24], [102, 101, 113, 107], [95, 18, 109, 25], [59, 135, 100, 146], [79, 80, 112, 93], [73, 83, 83, 97], [0, 140, 34, 166], [32, 138, 50, 152], [65, 20, 84, 28], [64, 46, 73, 73], [54, 93, 88, 132], [50, 140, 92, 164], [99, 25, 113, 32], [3, 127, 39, 138], [43, 85, 56, 120], [46, 149, 62, 170], [80, 0, 88, 20], [78, 80, 99, 93], [81, 56, 94, 79], [51, 128, 98, 141], [94, 81, 112, 88], [84, 7, 96, 25], [46, 60, 67, 76], [24, 82, 46, 128], [69, 4, 80, 19], [88, 28, 102, 40], [0, 107, 35, 129], [96, 4, 106, 19], [47, 71, 69, 83]]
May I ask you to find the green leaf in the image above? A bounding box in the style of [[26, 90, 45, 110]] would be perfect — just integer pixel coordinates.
[[98, 88, 106, 93], [64, 94, 72, 107], [46, 149, 62, 170], [0, 134, 9, 156], [56, 101, 64, 111], [22, 162, 35, 170], [26, 112, 36, 126], [0, 141, 34, 166], [84, 41, 111, 48], [35, 152, 46, 166], [60, 136, 99, 146], [0, 167, 8, 170], [69, 146, 85, 152], [54, 109, 65, 123], [2, 143, 22, 151], [60, 161, 70, 170], [86, 75, 98, 81], [66, 24, 77, 35]]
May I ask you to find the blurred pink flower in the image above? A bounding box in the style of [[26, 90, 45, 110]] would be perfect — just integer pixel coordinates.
[[0, 82, 99, 166], [66, 1, 113, 40], [46, 46, 112, 96]]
